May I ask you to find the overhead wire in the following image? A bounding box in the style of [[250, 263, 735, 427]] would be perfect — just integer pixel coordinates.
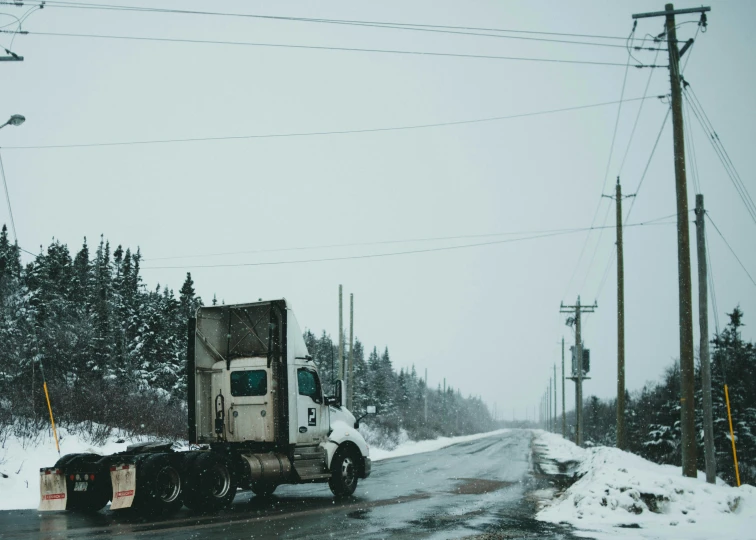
[[140, 217, 677, 270], [576, 28, 637, 294], [704, 223, 721, 335], [0, 150, 17, 242], [593, 106, 671, 301], [683, 84, 756, 226], [1, 95, 662, 150], [147, 215, 678, 262], [705, 212, 756, 289], [19, 1, 647, 42], [3, 29, 666, 68], [563, 24, 635, 300]]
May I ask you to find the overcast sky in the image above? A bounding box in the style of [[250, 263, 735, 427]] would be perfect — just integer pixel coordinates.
[[2, 0, 754, 420]]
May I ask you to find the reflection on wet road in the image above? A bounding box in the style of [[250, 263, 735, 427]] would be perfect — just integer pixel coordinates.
[[0, 430, 578, 539]]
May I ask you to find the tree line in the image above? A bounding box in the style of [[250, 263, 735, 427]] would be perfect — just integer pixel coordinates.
[[561, 307, 755, 486], [0, 227, 493, 444]]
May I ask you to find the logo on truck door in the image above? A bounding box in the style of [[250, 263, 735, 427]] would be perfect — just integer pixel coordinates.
[[308, 408, 316, 426]]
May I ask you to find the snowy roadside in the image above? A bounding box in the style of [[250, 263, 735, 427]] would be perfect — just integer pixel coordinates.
[[0, 427, 164, 512], [533, 430, 756, 540]]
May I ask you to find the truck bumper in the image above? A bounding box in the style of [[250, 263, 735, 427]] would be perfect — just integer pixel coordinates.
[[362, 457, 372, 479]]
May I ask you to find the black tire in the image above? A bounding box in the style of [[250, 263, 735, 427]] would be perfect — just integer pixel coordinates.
[[131, 454, 184, 515], [183, 452, 237, 512], [251, 482, 277, 498], [328, 447, 359, 498], [56, 454, 110, 513]]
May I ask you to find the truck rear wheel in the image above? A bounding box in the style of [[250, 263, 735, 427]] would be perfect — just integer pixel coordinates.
[[328, 448, 358, 498], [131, 454, 183, 515], [183, 452, 237, 511]]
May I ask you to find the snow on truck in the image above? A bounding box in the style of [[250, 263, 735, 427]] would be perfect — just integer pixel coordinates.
[[39, 300, 375, 514]]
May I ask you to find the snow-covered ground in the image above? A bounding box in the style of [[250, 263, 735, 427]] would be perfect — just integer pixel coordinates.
[[534, 430, 756, 540], [0, 427, 158, 511], [0, 425, 510, 511]]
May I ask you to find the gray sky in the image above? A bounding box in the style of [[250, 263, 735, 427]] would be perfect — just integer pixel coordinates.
[[2, 0, 754, 420]]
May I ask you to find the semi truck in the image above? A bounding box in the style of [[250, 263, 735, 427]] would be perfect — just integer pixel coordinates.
[[39, 299, 374, 514]]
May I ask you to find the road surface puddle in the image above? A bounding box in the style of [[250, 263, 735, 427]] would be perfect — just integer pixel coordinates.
[[450, 478, 515, 495]]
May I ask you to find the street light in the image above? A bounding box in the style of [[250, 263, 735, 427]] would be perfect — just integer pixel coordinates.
[[0, 114, 25, 129]]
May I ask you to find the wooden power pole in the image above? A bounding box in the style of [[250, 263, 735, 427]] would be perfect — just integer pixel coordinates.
[[695, 194, 716, 483], [561, 297, 596, 447], [338, 285, 344, 381], [604, 177, 633, 450], [553, 364, 557, 433], [348, 293, 354, 409], [632, 3, 710, 478], [561, 337, 566, 437]]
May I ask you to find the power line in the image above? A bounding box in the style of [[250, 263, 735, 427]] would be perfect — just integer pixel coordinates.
[[704, 223, 720, 335], [563, 27, 636, 299], [593, 108, 672, 301], [141, 218, 676, 270], [6, 30, 667, 68], [28, 1, 666, 51], [2, 95, 663, 150], [20, 1, 640, 42], [0, 149, 17, 242], [624, 106, 671, 219], [577, 31, 635, 294], [147, 216, 677, 262], [618, 44, 661, 175], [682, 84, 756, 227], [705, 212, 756, 289]]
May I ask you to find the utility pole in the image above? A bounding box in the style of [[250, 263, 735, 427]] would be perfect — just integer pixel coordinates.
[[603, 177, 634, 450], [553, 364, 557, 433], [338, 285, 344, 380], [561, 337, 566, 437], [561, 296, 597, 447], [348, 293, 354, 409], [548, 381, 552, 432], [695, 194, 716, 484], [632, 3, 710, 478], [424, 368, 428, 424]]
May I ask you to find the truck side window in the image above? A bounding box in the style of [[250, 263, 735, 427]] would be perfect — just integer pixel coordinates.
[[230, 370, 267, 397], [297, 368, 322, 404]]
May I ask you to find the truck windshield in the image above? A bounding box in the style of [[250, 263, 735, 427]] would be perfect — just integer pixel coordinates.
[[230, 370, 267, 397]]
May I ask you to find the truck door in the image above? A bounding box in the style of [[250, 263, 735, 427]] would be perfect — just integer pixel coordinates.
[[295, 368, 327, 445], [227, 367, 274, 443]]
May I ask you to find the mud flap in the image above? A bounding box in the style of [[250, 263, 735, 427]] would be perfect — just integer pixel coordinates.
[[109, 464, 136, 510], [38, 468, 67, 511]]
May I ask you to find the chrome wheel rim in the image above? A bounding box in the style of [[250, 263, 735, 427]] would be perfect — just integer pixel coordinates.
[[156, 466, 181, 503], [209, 463, 231, 498], [341, 456, 356, 487]]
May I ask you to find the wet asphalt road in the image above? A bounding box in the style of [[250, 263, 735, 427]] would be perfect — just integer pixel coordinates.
[[0, 430, 578, 539]]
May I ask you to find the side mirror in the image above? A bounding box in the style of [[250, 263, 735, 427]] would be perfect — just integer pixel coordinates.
[[327, 380, 345, 408], [336, 380, 345, 408], [355, 404, 378, 428]]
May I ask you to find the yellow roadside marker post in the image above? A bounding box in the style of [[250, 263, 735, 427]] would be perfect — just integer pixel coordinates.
[[724, 384, 740, 487]]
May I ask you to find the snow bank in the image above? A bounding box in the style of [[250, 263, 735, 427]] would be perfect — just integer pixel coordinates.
[[0, 426, 165, 511], [534, 431, 756, 540], [369, 429, 510, 462]]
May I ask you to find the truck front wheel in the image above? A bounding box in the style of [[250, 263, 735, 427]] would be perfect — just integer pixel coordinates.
[[328, 448, 358, 498]]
